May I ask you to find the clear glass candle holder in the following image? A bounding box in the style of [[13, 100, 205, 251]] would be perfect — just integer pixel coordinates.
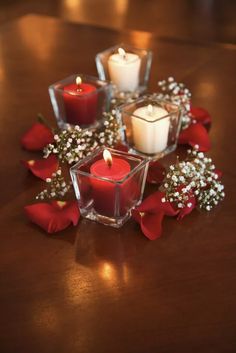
[[95, 44, 152, 97], [49, 74, 113, 130], [118, 96, 183, 160], [70, 147, 149, 228]]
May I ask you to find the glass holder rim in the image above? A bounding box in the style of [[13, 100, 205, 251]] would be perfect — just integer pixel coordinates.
[[49, 73, 112, 96], [70, 147, 149, 184]]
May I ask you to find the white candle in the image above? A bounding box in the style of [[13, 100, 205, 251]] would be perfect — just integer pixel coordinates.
[[131, 104, 170, 154], [108, 48, 141, 92]]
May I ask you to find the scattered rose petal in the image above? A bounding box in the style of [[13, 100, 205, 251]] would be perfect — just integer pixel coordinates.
[[21, 122, 54, 151], [24, 200, 80, 233], [114, 143, 129, 152], [132, 191, 178, 240], [138, 191, 178, 216], [147, 160, 166, 184], [178, 123, 211, 151], [190, 106, 212, 126], [132, 209, 165, 240], [21, 155, 58, 180]]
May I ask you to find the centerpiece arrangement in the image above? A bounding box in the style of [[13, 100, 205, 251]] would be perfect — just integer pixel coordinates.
[[21, 44, 225, 239]]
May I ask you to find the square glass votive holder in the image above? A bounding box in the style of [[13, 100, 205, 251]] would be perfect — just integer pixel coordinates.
[[49, 74, 113, 130], [118, 96, 183, 160], [95, 44, 152, 97], [70, 147, 149, 228]]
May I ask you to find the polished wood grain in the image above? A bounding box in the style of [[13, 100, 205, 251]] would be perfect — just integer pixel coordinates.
[[0, 0, 236, 44], [0, 14, 236, 353]]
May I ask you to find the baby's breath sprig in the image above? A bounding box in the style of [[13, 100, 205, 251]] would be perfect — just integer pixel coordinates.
[[44, 126, 98, 165], [44, 112, 120, 165], [36, 168, 71, 200], [101, 112, 120, 147], [110, 91, 140, 108], [162, 146, 225, 211], [154, 77, 192, 129], [109, 77, 192, 129]]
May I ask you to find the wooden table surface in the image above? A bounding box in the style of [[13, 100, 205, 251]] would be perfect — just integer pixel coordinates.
[[0, 14, 236, 353]]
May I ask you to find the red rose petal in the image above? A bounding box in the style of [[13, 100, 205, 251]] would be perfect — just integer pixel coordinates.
[[114, 143, 129, 152], [22, 155, 58, 181], [137, 191, 178, 216], [132, 208, 164, 240], [24, 201, 80, 233], [132, 191, 179, 240], [21, 122, 54, 151], [147, 160, 166, 184], [141, 212, 165, 240], [136, 191, 165, 213], [178, 123, 211, 152], [190, 106, 212, 126], [132, 207, 142, 224]]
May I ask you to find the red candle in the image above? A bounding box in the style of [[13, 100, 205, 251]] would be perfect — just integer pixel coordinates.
[[90, 150, 138, 217], [63, 76, 98, 126]]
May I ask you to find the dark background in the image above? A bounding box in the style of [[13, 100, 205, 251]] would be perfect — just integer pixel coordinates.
[[0, 2, 236, 353], [0, 0, 236, 44]]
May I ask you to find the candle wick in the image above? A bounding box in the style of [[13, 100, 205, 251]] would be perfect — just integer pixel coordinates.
[[118, 48, 127, 61], [107, 159, 112, 168], [147, 104, 153, 116]]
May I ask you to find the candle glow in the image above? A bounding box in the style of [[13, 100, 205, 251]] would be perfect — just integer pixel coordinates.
[[147, 104, 153, 115], [103, 149, 113, 167], [108, 47, 141, 91], [90, 149, 132, 217], [132, 104, 170, 154], [63, 75, 97, 125], [118, 47, 126, 59], [76, 76, 82, 85]]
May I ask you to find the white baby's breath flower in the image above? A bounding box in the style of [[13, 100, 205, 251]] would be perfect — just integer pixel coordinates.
[[161, 145, 224, 212]]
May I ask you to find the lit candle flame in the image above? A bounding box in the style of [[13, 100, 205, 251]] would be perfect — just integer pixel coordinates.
[[76, 76, 82, 85], [118, 47, 126, 59], [103, 149, 112, 167], [147, 104, 153, 115]]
